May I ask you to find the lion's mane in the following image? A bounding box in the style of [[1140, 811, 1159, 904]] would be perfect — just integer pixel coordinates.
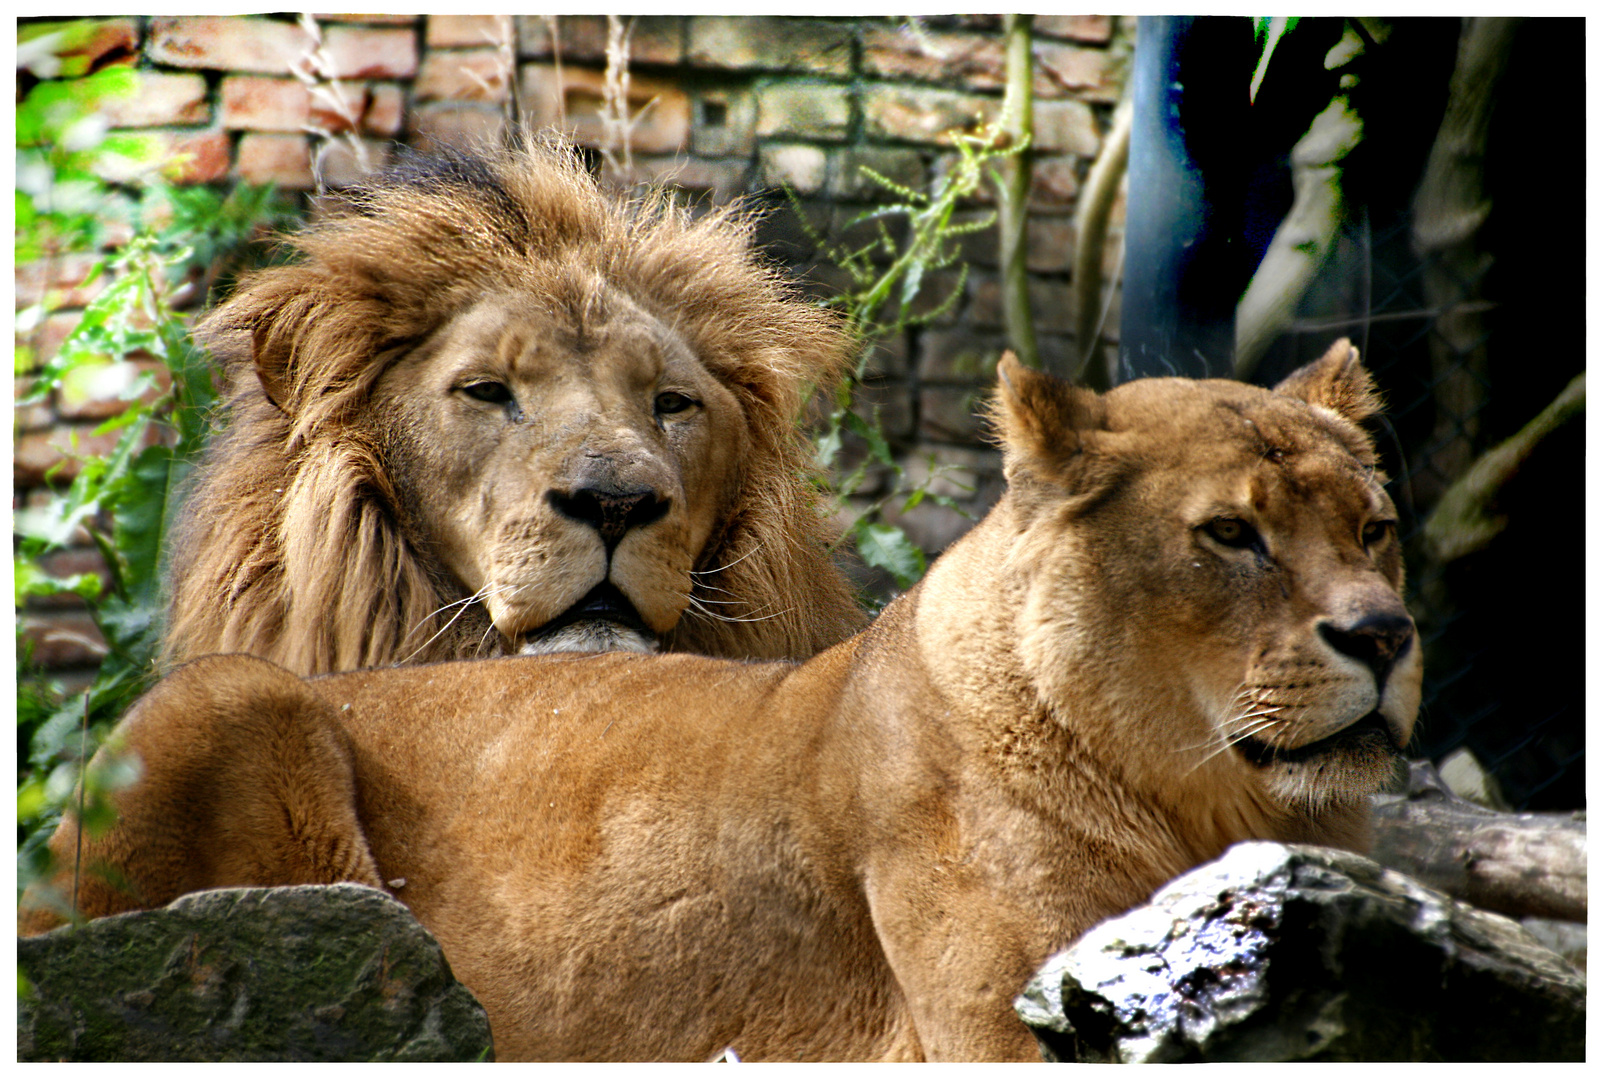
[[162, 135, 865, 675]]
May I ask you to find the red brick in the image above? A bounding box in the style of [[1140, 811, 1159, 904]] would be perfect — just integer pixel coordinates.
[[221, 76, 311, 132], [322, 25, 418, 79], [1036, 43, 1121, 104], [55, 359, 170, 421], [15, 253, 107, 310], [94, 129, 230, 185], [318, 138, 391, 188], [1025, 215, 1076, 273], [15, 426, 129, 487], [415, 49, 512, 104], [312, 14, 419, 26], [18, 613, 108, 669], [519, 65, 690, 155], [307, 82, 372, 134], [17, 312, 82, 371], [14, 377, 56, 432], [1029, 155, 1082, 207], [97, 72, 209, 127], [1035, 16, 1114, 45], [147, 16, 315, 76], [427, 14, 514, 49], [20, 18, 138, 78], [364, 83, 405, 137], [1033, 99, 1102, 157], [168, 130, 232, 184], [407, 104, 507, 154], [235, 133, 315, 189]]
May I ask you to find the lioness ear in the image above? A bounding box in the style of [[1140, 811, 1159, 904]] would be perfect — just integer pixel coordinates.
[[989, 351, 1106, 485], [1273, 338, 1382, 425]]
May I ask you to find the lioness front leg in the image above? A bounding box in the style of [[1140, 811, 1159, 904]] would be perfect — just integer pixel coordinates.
[[866, 873, 1046, 1061], [18, 654, 383, 936]]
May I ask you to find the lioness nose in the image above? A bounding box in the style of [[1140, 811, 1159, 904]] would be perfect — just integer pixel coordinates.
[[1318, 611, 1415, 681], [549, 486, 670, 549]]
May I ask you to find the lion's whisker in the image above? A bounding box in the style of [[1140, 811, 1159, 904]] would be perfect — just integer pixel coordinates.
[[690, 543, 765, 578], [395, 581, 512, 666]]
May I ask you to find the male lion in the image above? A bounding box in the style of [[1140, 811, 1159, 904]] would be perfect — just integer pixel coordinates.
[[162, 136, 865, 674], [23, 342, 1422, 1061]]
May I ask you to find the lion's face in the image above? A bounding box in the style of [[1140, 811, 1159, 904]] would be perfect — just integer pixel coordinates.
[[369, 287, 750, 656], [1003, 349, 1420, 817]]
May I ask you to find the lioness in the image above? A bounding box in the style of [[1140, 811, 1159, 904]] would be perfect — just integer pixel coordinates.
[[22, 342, 1421, 1061], [162, 136, 865, 674]]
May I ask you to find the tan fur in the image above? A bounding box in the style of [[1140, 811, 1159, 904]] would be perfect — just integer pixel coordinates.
[[161, 134, 865, 675], [24, 342, 1422, 1061]]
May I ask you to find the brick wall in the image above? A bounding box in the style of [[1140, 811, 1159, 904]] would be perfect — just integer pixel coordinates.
[[14, 14, 1132, 687]]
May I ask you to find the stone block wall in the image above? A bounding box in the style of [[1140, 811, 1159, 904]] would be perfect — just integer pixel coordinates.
[[15, 14, 1131, 687]]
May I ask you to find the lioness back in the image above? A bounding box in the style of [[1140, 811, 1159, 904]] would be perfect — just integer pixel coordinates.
[[23, 342, 1422, 1061], [162, 134, 865, 676]]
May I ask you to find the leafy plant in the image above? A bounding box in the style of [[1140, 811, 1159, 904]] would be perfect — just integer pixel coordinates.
[[14, 45, 295, 905], [802, 132, 1020, 591]]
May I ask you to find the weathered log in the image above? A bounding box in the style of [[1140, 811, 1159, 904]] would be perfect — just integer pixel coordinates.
[[1369, 762, 1586, 923]]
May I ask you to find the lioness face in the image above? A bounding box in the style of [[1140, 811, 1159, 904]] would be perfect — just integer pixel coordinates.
[[1024, 378, 1421, 812], [369, 287, 749, 655]]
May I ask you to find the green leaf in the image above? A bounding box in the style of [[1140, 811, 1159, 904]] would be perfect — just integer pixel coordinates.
[[1250, 16, 1300, 103], [854, 522, 928, 589]]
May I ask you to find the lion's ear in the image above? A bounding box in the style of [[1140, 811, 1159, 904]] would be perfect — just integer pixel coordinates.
[[990, 351, 1106, 487], [1273, 338, 1382, 425]]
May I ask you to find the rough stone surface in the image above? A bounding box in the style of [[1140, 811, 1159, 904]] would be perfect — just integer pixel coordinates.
[[517, 15, 682, 66], [688, 16, 852, 74], [1036, 15, 1114, 44], [18, 884, 494, 1062], [860, 84, 995, 144], [754, 83, 852, 142], [1016, 842, 1586, 1063], [758, 143, 828, 196]]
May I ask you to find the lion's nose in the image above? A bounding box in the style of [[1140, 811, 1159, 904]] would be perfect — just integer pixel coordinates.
[[1317, 610, 1415, 682], [548, 486, 670, 550]]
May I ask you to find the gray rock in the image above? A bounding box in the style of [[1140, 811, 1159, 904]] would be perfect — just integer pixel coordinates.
[[18, 884, 493, 1062], [1016, 842, 1585, 1062]]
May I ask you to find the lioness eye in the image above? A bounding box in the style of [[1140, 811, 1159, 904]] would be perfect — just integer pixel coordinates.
[[1203, 517, 1258, 549], [1362, 520, 1395, 547], [655, 391, 696, 415], [462, 381, 513, 405]]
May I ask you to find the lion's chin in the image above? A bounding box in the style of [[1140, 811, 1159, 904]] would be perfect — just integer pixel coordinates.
[[519, 620, 659, 656], [513, 581, 661, 656]]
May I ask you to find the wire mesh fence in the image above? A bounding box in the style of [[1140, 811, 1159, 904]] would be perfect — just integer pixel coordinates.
[[1272, 214, 1585, 811]]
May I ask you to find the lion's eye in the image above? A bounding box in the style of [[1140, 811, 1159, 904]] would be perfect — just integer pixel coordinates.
[[1361, 520, 1396, 547], [655, 391, 696, 416], [1202, 517, 1259, 550], [462, 381, 513, 405]]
